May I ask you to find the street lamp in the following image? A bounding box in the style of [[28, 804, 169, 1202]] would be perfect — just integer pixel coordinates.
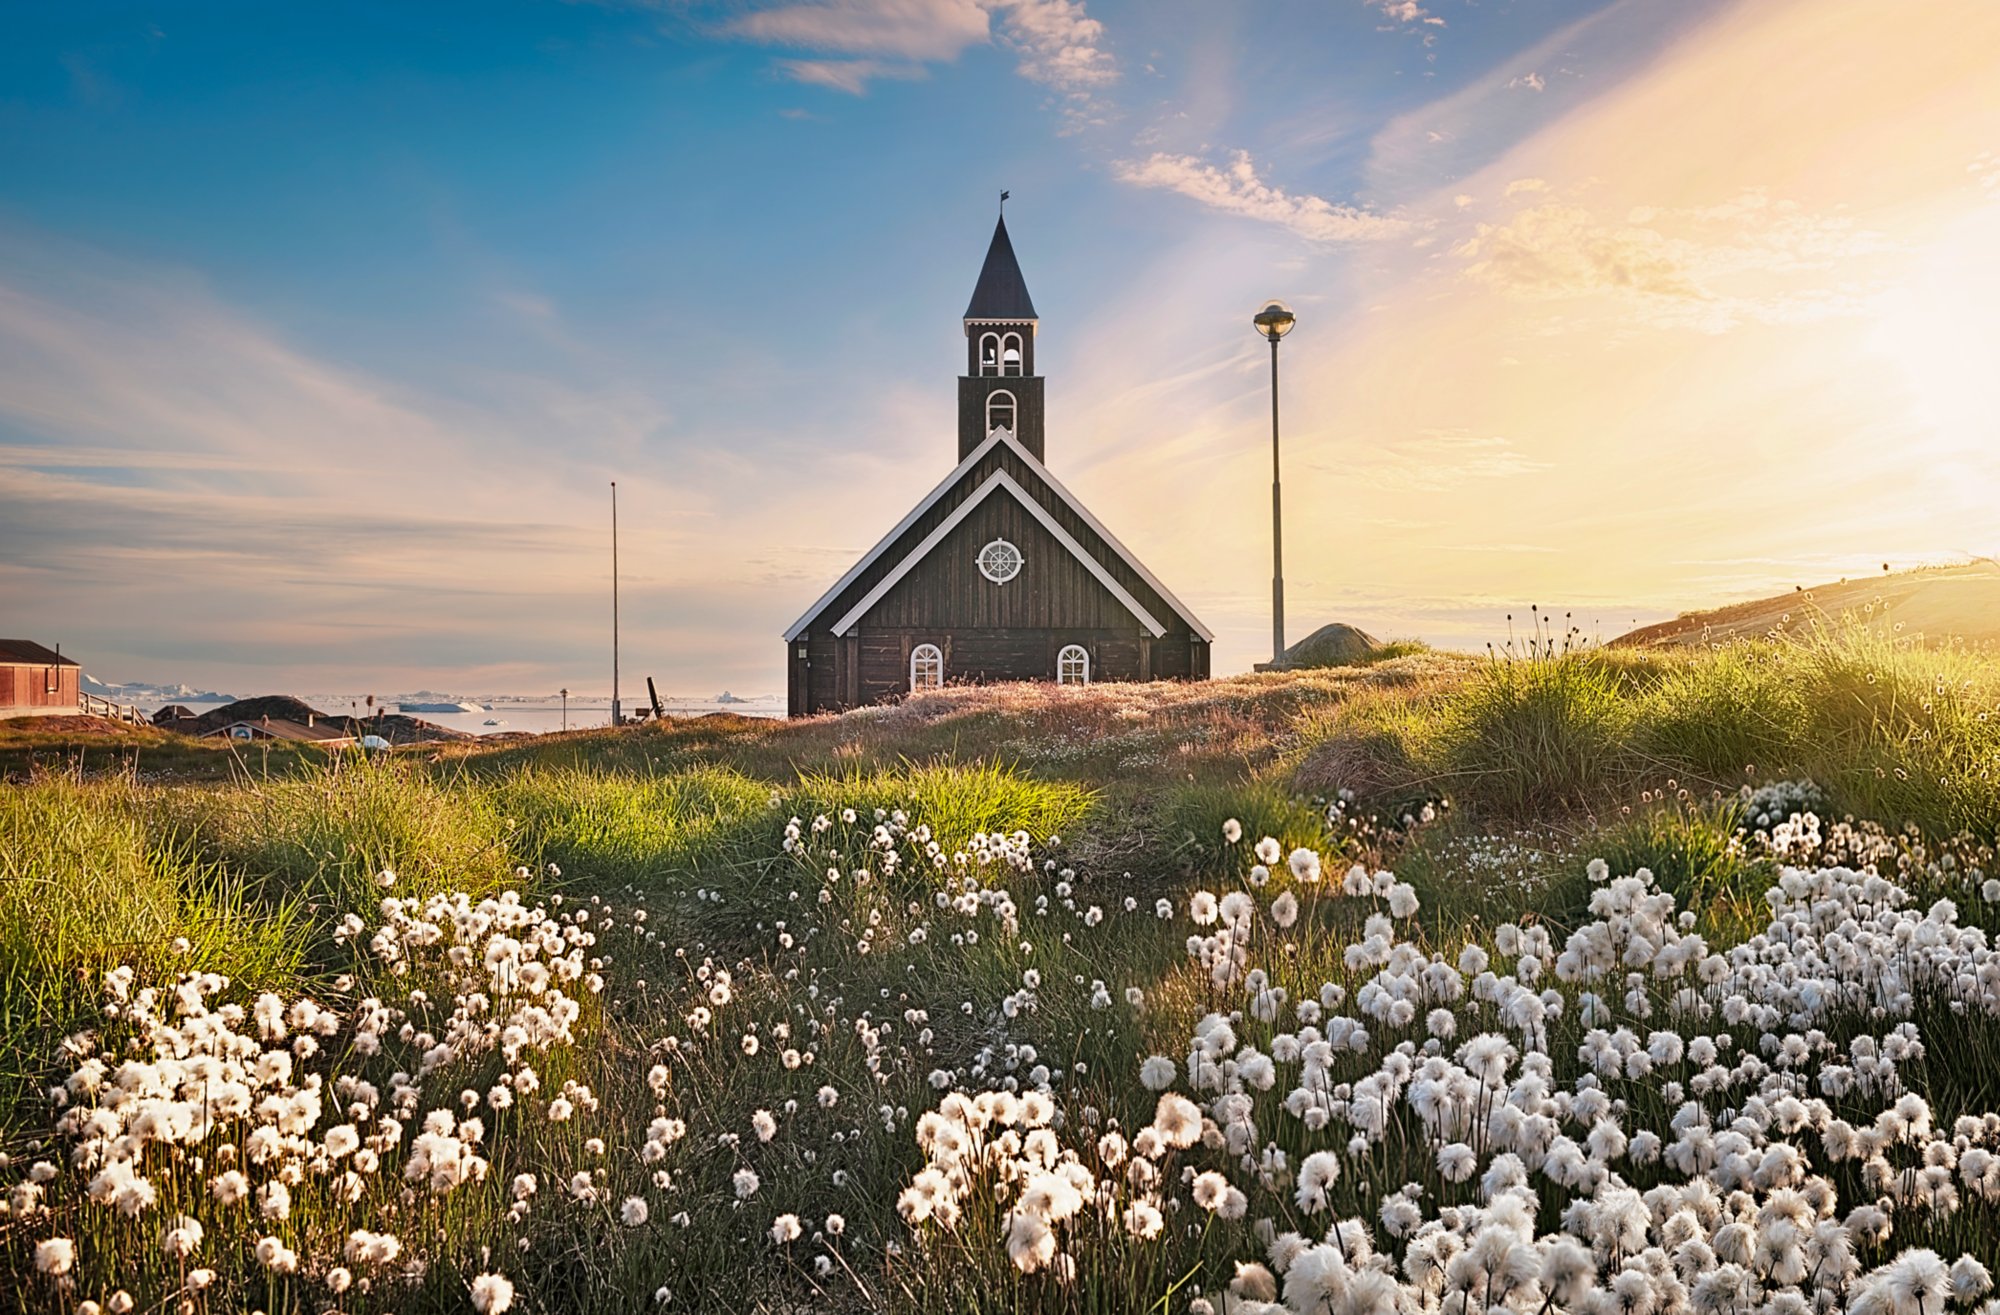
[[560, 687, 569, 732], [1253, 299, 1296, 666]]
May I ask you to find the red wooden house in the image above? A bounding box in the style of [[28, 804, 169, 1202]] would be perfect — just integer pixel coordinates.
[[0, 639, 81, 718]]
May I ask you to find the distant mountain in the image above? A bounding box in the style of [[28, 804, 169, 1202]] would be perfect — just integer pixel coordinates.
[[83, 674, 235, 703]]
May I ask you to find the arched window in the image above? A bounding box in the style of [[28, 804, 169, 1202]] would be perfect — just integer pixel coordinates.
[[1057, 644, 1090, 685], [1001, 333, 1023, 376], [986, 389, 1016, 435], [978, 333, 1001, 376], [910, 643, 943, 692]]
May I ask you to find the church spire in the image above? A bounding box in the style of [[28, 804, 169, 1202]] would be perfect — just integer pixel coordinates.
[[959, 213, 1045, 462], [964, 216, 1039, 321]]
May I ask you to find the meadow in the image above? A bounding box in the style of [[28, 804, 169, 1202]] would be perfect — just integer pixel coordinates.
[[7, 620, 2000, 1313]]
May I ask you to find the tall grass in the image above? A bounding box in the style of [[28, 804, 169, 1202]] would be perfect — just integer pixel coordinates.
[[488, 763, 776, 885], [177, 756, 515, 912], [1292, 625, 2000, 835], [0, 777, 305, 1119]]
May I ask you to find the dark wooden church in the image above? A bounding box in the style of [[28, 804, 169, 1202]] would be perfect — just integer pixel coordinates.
[[784, 216, 1212, 715]]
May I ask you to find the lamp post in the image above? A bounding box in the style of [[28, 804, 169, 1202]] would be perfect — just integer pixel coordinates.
[[560, 687, 569, 732], [1253, 300, 1296, 666]]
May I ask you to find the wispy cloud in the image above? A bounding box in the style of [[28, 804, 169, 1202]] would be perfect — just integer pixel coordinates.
[[1325, 431, 1552, 494], [725, 0, 1114, 103], [776, 57, 927, 94], [1113, 150, 1412, 242], [986, 0, 1116, 93], [729, 0, 989, 61], [1362, 0, 1444, 28], [1452, 189, 1896, 331]]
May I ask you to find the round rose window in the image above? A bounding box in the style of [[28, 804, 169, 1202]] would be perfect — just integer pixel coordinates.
[[977, 539, 1023, 584]]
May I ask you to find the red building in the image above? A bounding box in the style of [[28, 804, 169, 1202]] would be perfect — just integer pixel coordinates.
[[783, 217, 1212, 715], [0, 639, 81, 718]]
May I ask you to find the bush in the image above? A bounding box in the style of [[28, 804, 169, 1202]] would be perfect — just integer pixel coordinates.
[[1431, 653, 1638, 815]]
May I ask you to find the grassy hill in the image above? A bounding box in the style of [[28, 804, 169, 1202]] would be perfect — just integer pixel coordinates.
[[1616, 559, 2000, 648]]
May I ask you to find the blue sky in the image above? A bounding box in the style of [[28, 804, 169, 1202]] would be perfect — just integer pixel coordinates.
[[4, 0, 1997, 696]]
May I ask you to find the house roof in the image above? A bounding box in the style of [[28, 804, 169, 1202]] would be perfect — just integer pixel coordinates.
[[783, 426, 1213, 643], [963, 217, 1038, 322], [0, 639, 77, 666], [207, 717, 354, 744]]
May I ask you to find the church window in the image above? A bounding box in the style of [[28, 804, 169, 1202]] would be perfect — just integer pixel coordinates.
[[910, 644, 943, 691], [1001, 333, 1023, 375], [986, 389, 1016, 435], [977, 539, 1023, 584], [978, 333, 1001, 376], [1057, 644, 1090, 685]]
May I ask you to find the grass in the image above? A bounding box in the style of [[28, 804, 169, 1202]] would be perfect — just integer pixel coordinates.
[[0, 776, 308, 1122], [8, 623, 2000, 1308]]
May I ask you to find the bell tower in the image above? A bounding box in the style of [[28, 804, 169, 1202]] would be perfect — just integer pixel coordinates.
[[959, 214, 1046, 461]]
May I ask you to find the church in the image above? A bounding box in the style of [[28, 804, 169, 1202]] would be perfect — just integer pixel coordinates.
[[784, 215, 1212, 716]]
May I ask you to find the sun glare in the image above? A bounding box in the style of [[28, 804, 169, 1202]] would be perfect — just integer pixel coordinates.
[[1864, 204, 2000, 469]]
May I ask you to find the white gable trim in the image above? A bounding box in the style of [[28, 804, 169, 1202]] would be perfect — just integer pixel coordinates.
[[782, 425, 1213, 644], [829, 470, 1166, 638], [782, 429, 1011, 642], [996, 431, 1216, 643]]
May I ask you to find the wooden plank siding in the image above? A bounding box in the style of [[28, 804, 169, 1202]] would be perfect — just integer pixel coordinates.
[[0, 662, 80, 714], [814, 445, 1188, 640], [856, 488, 1134, 631]]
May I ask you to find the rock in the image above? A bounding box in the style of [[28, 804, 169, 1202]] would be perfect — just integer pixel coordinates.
[[1271, 623, 1381, 671]]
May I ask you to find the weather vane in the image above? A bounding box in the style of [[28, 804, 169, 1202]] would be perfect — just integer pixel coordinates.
[[1000, 189, 1010, 214]]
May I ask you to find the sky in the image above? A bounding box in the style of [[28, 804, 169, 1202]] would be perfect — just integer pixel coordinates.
[[2, 0, 1997, 697]]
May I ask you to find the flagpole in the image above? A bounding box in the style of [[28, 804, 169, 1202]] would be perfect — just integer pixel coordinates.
[[610, 481, 621, 728]]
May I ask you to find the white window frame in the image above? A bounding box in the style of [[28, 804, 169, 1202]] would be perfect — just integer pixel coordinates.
[[1000, 332, 1023, 376], [910, 643, 943, 691], [977, 539, 1023, 584], [985, 388, 1017, 435], [978, 332, 1001, 377], [1057, 644, 1090, 685]]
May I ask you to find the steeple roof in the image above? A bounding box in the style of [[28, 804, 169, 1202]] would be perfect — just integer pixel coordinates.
[[963, 216, 1038, 321]]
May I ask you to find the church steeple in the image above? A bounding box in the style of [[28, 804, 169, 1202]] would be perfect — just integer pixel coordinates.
[[959, 214, 1046, 461]]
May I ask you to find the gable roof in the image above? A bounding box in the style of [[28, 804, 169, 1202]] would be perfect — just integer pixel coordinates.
[[783, 427, 1213, 642], [831, 470, 1165, 637], [964, 217, 1038, 321], [0, 639, 77, 666]]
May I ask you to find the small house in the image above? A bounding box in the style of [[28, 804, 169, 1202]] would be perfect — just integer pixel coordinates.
[[205, 715, 356, 747], [0, 639, 80, 719]]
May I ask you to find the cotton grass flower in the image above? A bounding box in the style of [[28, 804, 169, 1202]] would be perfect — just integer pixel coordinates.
[[470, 1272, 515, 1314], [34, 1237, 75, 1276]]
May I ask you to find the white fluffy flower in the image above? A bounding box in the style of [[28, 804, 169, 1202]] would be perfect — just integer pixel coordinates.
[[470, 1272, 515, 1314]]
